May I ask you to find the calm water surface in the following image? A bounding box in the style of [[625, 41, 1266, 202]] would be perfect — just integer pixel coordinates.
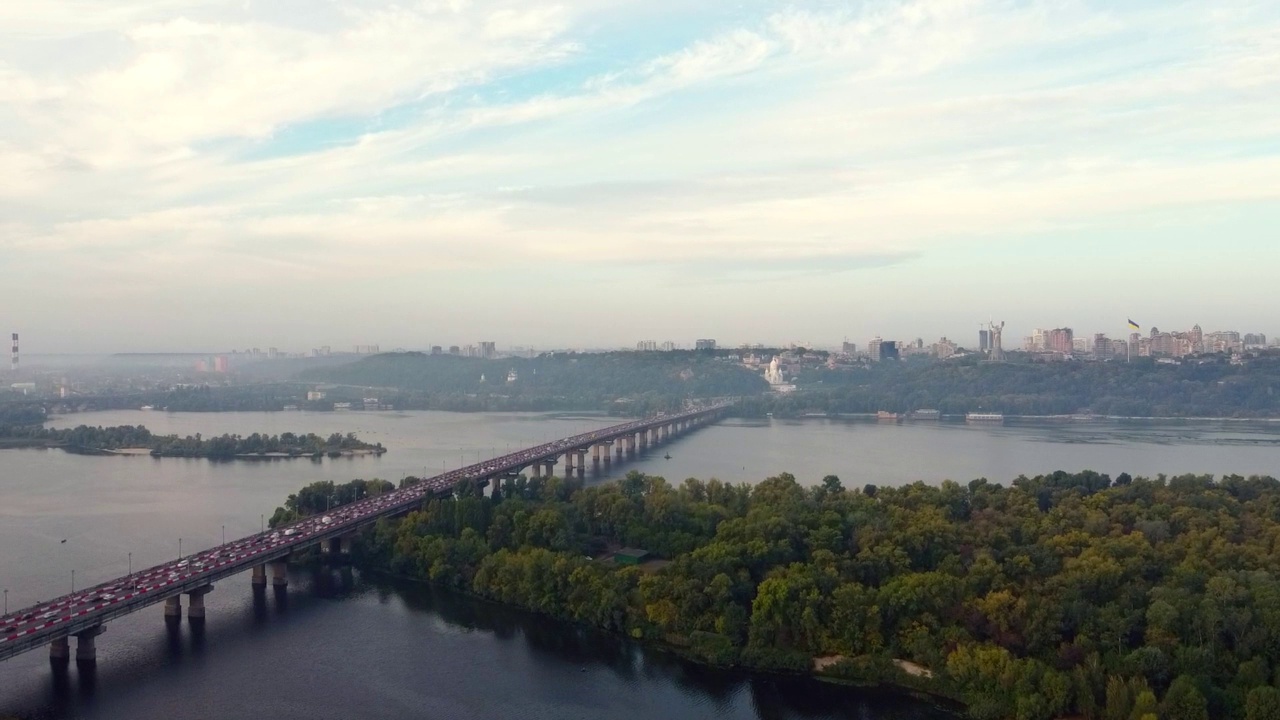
[[4, 410, 1280, 718]]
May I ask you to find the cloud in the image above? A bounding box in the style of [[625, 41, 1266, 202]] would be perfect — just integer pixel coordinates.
[[1, 0, 1278, 348]]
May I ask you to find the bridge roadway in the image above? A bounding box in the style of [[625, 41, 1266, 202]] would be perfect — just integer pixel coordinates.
[[0, 403, 730, 665]]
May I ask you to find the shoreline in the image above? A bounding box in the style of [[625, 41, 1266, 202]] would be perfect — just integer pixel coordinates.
[[352, 563, 964, 716], [0, 443, 386, 460]]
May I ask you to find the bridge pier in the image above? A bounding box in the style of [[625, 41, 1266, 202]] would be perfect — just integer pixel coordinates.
[[271, 561, 288, 588], [164, 595, 182, 619], [531, 463, 542, 479], [340, 534, 354, 556], [576, 450, 586, 478], [562, 452, 574, 476], [252, 563, 267, 588], [75, 626, 104, 665], [186, 586, 214, 621], [542, 460, 554, 477], [615, 441, 623, 461], [49, 636, 70, 664]]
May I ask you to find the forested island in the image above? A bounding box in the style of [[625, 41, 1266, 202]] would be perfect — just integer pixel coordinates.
[[282, 470, 1280, 720], [0, 425, 384, 459]]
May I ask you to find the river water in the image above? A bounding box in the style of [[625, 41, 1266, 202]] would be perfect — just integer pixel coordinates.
[[4, 410, 1280, 718]]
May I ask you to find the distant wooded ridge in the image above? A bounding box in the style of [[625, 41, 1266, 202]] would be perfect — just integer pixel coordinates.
[[7, 352, 1280, 419]]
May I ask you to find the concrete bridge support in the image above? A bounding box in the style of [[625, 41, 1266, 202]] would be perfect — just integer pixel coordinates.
[[561, 453, 572, 476], [252, 564, 267, 588], [531, 463, 542, 479], [271, 561, 288, 588], [49, 636, 70, 663], [340, 534, 354, 556], [75, 626, 104, 665], [576, 450, 587, 477], [543, 460, 555, 477], [164, 595, 182, 619], [592, 444, 601, 465], [615, 441, 624, 461], [186, 586, 214, 621]]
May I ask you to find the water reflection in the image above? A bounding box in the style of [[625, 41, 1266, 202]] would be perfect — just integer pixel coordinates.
[[4, 568, 956, 720]]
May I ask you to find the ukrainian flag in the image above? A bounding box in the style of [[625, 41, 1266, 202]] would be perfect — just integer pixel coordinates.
[[1128, 319, 1140, 330]]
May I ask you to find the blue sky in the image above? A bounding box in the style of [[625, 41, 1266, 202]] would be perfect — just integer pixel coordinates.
[[1, 0, 1278, 352]]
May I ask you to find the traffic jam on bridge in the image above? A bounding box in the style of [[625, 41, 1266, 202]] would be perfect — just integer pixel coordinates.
[[0, 404, 727, 655]]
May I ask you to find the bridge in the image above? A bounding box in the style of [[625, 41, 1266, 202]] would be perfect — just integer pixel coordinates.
[[0, 404, 731, 666]]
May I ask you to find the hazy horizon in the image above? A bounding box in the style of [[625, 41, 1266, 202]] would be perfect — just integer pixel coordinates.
[[3, 0, 1277, 353]]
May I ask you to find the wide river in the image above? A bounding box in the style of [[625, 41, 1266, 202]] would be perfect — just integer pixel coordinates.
[[4, 410, 1280, 719]]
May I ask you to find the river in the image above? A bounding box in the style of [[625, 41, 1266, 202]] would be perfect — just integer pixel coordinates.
[[4, 410, 1280, 718]]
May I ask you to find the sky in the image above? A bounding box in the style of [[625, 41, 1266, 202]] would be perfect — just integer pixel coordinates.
[[2, 0, 1278, 353]]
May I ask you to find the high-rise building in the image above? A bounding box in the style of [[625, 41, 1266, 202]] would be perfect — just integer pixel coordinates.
[[213, 356, 229, 373], [878, 341, 900, 361], [841, 341, 857, 355], [979, 329, 990, 352], [660, 341, 676, 351], [1046, 328, 1074, 354], [695, 339, 717, 351], [10, 333, 17, 372], [430, 346, 442, 355], [933, 337, 958, 359], [478, 341, 497, 359], [636, 340, 658, 351], [1244, 333, 1267, 348], [1093, 333, 1111, 358], [1031, 329, 1047, 352], [448, 346, 460, 355], [1189, 325, 1204, 353], [868, 336, 882, 362]]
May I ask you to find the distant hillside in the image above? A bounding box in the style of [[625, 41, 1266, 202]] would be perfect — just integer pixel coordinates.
[[751, 355, 1280, 417], [299, 352, 768, 404]]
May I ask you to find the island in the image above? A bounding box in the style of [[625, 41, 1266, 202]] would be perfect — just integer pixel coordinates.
[[275, 469, 1280, 720], [0, 425, 385, 460]]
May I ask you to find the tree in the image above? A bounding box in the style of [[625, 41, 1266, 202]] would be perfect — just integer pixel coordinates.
[[1161, 675, 1208, 720], [1247, 687, 1280, 720]]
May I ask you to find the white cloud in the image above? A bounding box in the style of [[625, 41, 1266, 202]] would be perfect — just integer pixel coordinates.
[[1, 0, 1278, 349]]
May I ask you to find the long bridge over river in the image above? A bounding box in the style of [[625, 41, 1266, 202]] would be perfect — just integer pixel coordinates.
[[0, 403, 731, 666]]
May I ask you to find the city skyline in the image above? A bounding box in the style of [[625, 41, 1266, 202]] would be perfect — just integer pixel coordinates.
[[3, 1, 1278, 352], [5, 316, 1273, 359]]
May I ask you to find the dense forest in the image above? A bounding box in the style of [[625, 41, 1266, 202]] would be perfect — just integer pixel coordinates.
[[300, 351, 768, 404], [285, 470, 1280, 720], [0, 424, 382, 459], [754, 357, 1280, 418]]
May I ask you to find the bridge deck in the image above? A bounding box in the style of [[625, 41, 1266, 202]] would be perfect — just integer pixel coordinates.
[[0, 404, 729, 662]]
